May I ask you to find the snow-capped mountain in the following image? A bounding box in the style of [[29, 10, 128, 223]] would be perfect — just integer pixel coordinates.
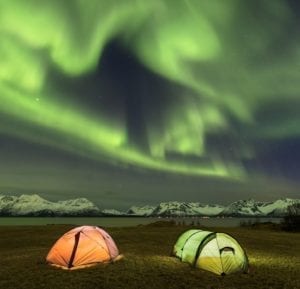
[[188, 202, 225, 216], [257, 198, 300, 216], [0, 194, 299, 217], [220, 199, 263, 217], [150, 201, 224, 217], [151, 202, 194, 216], [0, 194, 100, 216], [131, 199, 299, 217], [220, 198, 300, 217], [127, 205, 156, 216]]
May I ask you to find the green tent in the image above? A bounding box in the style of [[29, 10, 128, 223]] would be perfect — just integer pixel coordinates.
[[173, 229, 249, 275]]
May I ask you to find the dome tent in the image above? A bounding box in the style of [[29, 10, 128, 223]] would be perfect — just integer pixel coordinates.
[[173, 229, 249, 275], [46, 226, 121, 270]]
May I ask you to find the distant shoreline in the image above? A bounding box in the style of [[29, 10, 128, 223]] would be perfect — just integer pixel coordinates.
[[0, 215, 284, 218], [0, 216, 283, 228]]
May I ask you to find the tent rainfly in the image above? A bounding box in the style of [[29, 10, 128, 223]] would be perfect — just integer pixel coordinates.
[[173, 229, 249, 275], [46, 225, 121, 270]]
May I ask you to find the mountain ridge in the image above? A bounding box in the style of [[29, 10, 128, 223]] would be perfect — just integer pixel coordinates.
[[0, 194, 299, 217]]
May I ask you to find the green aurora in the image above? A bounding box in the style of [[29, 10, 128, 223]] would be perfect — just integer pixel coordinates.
[[0, 0, 300, 205]]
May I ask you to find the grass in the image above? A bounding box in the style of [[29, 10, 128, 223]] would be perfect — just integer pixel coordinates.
[[0, 222, 299, 289]]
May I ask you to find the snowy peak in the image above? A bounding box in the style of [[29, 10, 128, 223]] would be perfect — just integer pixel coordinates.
[[221, 199, 263, 216], [127, 205, 156, 216], [18, 194, 48, 202], [189, 202, 224, 216], [0, 194, 100, 216], [130, 199, 299, 217], [0, 194, 299, 217], [57, 198, 98, 210], [151, 201, 224, 217], [258, 198, 300, 216], [221, 198, 300, 217], [151, 201, 200, 216]]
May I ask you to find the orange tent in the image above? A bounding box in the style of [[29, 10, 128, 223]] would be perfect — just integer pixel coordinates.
[[46, 225, 121, 269]]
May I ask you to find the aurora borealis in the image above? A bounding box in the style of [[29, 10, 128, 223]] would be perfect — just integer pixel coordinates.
[[0, 0, 299, 208]]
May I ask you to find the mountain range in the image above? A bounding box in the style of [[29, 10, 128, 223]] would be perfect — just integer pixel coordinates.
[[0, 194, 99, 216], [0, 194, 299, 217]]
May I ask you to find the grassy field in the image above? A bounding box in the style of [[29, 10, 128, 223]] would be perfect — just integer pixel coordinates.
[[0, 222, 299, 289]]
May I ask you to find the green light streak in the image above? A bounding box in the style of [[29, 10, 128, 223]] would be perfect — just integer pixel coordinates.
[[0, 83, 243, 178], [1, 0, 299, 179]]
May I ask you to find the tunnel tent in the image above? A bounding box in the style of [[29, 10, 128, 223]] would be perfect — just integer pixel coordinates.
[[46, 225, 121, 270], [173, 229, 249, 275]]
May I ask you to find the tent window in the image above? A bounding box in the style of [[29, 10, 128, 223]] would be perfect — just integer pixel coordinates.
[[220, 247, 235, 254]]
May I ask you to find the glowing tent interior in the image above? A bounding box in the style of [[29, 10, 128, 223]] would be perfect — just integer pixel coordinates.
[[173, 229, 249, 275], [46, 225, 121, 270]]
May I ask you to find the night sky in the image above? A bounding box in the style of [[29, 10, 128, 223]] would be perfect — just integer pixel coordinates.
[[0, 0, 299, 209]]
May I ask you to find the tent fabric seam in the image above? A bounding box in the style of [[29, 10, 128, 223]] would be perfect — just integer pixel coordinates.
[[193, 232, 216, 267], [68, 231, 81, 269], [180, 230, 203, 260]]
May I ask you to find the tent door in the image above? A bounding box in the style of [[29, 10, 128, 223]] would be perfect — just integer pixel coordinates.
[[220, 247, 239, 274]]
